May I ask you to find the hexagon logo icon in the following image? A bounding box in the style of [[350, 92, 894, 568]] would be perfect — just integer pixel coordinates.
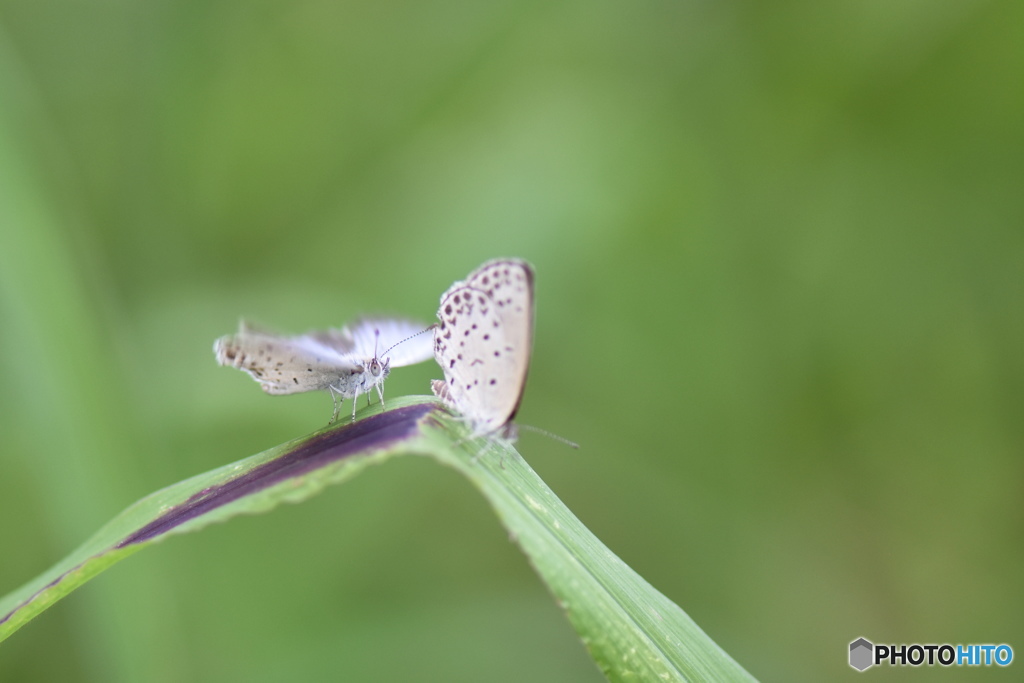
[[850, 637, 874, 671]]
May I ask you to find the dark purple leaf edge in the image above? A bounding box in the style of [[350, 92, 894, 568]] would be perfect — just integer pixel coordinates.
[[1, 403, 436, 627]]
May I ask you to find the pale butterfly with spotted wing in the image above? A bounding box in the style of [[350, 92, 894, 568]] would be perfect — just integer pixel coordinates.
[[214, 317, 433, 423], [431, 258, 545, 443]]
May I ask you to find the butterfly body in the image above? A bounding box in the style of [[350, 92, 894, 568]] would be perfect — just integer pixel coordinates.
[[215, 317, 430, 422]]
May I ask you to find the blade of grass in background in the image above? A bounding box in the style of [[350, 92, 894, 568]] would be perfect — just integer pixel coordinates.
[[0, 397, 755, 682]]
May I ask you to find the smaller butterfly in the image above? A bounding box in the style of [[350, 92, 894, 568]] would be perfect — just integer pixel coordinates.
[[214, 317, 432, 423], [431, 259, 535, 442]]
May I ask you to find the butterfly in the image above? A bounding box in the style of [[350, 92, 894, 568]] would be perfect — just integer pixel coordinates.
[[214, 317, 432, 423], [431, 259, 534, 441]]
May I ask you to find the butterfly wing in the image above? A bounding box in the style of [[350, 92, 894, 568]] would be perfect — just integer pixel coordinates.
[[336, 317, 434, 368], [462, 259, 534, 422], [433, 275, 533, 433], [214, 324, 359, 395]]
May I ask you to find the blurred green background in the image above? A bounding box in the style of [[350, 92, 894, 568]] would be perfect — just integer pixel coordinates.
[[1, 1, 1022, 680]]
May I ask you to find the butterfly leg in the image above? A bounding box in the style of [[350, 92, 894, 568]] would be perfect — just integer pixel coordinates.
[[375, 382, 386, 412], [350, 389, 359, 422], [328, 386, 342, 425], [469, 439, 493, 465]]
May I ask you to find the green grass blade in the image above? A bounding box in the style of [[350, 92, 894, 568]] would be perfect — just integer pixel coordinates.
[[422, 415, 755, 682], [0, 399, 435, 642], [1, 396, 755, 681]]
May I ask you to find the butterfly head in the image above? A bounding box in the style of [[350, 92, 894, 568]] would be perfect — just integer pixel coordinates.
[[368, 356, 391, 382], [367, 328, 390, 382]]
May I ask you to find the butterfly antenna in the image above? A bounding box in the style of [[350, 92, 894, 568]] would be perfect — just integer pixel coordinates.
[[519, 424, 580, 449], [382, 325, 436, 357]]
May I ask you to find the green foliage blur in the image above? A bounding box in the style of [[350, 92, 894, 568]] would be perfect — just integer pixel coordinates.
[[1, 1, 1021, 680]]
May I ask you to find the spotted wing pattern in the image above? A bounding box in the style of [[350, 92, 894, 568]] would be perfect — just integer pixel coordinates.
[[214, 325, 359, 395], [432, 259, 534, 437]]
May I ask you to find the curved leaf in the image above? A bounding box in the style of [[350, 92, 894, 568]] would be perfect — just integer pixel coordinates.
[[0, 396, 755, 681]]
